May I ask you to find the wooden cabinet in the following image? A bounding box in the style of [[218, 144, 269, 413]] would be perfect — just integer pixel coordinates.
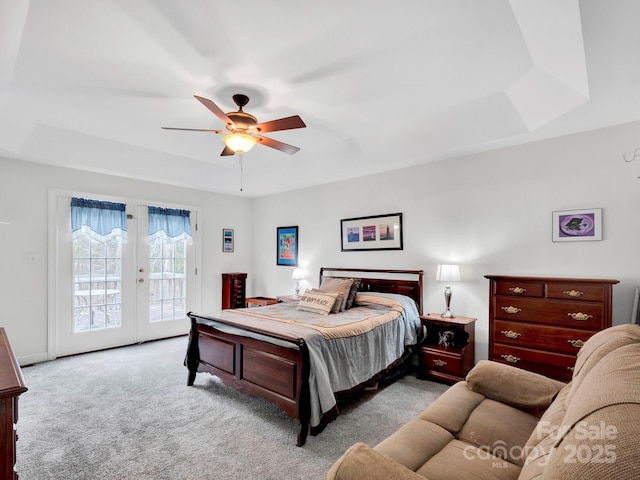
[[486, 275, 619, 382], [221, 272, 247, 310], [418, 314, 476, 384], [0, 328, 28, 480]]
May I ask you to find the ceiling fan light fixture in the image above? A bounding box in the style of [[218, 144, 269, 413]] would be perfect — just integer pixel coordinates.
[[223, 133, 257, 153]]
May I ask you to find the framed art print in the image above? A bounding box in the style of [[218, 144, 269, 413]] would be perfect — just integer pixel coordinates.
[[552, 208, 602, 242], [277, 226, 298, 266], [340, 213, 403, 251], [222, 228, 234, 252]]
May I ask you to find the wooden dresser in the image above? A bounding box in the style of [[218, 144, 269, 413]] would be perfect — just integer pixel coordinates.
[[0, 328, 28, 480], [221, 272, 247, 310], [485, 275, 619, 382]]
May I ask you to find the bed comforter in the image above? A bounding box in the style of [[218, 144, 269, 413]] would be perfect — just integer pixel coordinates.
[[194, 292, 421, 427]]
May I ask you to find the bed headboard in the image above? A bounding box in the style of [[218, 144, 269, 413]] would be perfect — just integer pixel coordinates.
[[319, 267, 424, 315]]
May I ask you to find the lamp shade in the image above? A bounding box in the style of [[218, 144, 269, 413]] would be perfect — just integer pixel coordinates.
[[223, 133, 257, 153], [291, 268, 305, 281], [436, 264, 461, 282]]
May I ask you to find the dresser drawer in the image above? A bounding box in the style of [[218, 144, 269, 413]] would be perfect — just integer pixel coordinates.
[[419, 348, 463, 376], [493, 320, 593, 355], [494, 280, 545, 298], [546, 283, 606, 302], [492, 343, 575, 382], [494, 297, 604, 330]]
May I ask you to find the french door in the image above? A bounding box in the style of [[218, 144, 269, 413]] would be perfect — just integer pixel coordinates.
[[50, 193, 198, 358]]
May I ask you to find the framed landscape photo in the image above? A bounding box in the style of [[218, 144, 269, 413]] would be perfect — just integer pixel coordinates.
[[552, 208, 602, 242], [341, 213, 403, 251], [222, 228, 234, 252], [277, 226, 298, 266]]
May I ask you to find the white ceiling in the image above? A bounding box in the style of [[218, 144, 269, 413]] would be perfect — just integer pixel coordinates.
[[1, 0, 640, 197]]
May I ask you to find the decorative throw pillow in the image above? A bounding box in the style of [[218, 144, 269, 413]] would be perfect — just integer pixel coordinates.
[[345, 278, 362, 309], [296, 290, 339, 315], [319, 277, 353, 312], [311, 288, 343, 313]]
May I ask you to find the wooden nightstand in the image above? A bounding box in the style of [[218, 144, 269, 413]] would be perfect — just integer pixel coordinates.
[[418, 313, 476, 384], [245, 296, 278, 308], [277, 295, 300, 303]]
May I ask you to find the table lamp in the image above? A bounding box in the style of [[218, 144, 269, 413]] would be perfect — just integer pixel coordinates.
[[436, 264, 461, 318], [291, 268, 305, 297]]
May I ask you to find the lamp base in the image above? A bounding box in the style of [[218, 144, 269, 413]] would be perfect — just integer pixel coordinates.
[[441, 310, 455, 318]]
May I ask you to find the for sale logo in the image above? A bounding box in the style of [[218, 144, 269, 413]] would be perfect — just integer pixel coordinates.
[[463, 420, 618, 468]]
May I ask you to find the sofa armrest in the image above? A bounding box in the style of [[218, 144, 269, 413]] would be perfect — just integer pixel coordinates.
[[326, 443, 427, 480], [466, 360, 565, 413]]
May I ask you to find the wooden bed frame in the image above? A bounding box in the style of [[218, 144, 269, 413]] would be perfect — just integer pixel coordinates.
[[185, 267, 423, 446]]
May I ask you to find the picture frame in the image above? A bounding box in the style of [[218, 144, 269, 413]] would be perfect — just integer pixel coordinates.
[[222, 228, 234, 252], [552, 208, 602, 242], [277, 226, 298, 266], [340, 212, 403, 251]]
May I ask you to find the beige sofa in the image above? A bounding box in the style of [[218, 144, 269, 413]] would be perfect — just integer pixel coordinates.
[[327, 324, 640, 480]]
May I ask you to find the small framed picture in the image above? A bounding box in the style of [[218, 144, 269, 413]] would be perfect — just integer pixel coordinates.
[[277, 226, 298, 266], [340, 213, 403, 251], [222, 228, 234, 252], [552, 208, 602, 242]]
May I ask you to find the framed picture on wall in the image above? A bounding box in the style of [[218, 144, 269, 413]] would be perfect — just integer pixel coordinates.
[[222, 228, 234, 252], [340, 212, 403, 251], [552, 208, 602, 242], [277, 226, 298, 266]]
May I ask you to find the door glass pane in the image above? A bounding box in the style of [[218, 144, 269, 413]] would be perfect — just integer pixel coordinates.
[[148, 235, 188, 323], [73, 234, 122, 332]]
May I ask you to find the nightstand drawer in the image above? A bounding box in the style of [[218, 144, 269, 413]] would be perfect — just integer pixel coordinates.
[[419, 348, 463, 376]]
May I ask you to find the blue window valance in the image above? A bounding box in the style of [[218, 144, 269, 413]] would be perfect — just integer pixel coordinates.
[[148, 206, 192, 244], [71, 197, 127, 242]]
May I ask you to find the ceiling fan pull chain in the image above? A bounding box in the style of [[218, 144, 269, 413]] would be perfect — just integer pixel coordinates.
[[239, 153, 243, 192]]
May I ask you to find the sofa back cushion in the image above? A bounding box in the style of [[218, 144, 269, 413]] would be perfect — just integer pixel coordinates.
[[541, 343, 640, 479], [565, 324, 640, 408]]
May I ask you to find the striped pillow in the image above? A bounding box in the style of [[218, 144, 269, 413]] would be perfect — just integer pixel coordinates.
[[296, 290, 339, 315]]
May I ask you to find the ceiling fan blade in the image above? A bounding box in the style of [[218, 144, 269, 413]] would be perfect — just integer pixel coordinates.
[[255, 134, 301, 155], [194, 95, 235, 128], [220, 145, 235, 156], [254, 115, 306, 133], [162, 127, 227, 134]]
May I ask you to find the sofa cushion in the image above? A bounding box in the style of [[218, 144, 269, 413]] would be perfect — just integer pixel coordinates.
[[416, 439, 521, 480], [417, 382, 485, 435], [457, 399, 538, 467], [327, 442, 424, 480], [375, 419, 454, 472], [466, 360, 564, 415], [566, 323, 640, 407]]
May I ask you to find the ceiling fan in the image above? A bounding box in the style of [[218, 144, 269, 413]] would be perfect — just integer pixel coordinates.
[[162, 94, 306, 156]]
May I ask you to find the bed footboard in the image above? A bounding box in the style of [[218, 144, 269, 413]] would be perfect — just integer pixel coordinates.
[[185, 313, 311, 446]]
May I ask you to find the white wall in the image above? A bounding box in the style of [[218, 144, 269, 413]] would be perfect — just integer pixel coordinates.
[[0, 157, 253, 363], [2, 122, 639, 365], [251, 122, 640, 362]]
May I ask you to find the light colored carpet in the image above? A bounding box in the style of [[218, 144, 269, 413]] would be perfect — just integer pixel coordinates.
[[16, 336, 449, 479]]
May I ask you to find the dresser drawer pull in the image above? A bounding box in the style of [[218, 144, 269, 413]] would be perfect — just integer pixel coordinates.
[[501, 330, 522, 339], [567, 366, 575, 373], [567, 312, 593, 321], [563, 289, 584, 298], [509, 287, 527, 294], [501, 354, 521, 363], [567, 339, 585, 348], [501, 306, 522, 314], [432, 359, 447, 367]]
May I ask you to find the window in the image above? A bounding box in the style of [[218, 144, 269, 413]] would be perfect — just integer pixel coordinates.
[[71, 198, 127, 332]]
